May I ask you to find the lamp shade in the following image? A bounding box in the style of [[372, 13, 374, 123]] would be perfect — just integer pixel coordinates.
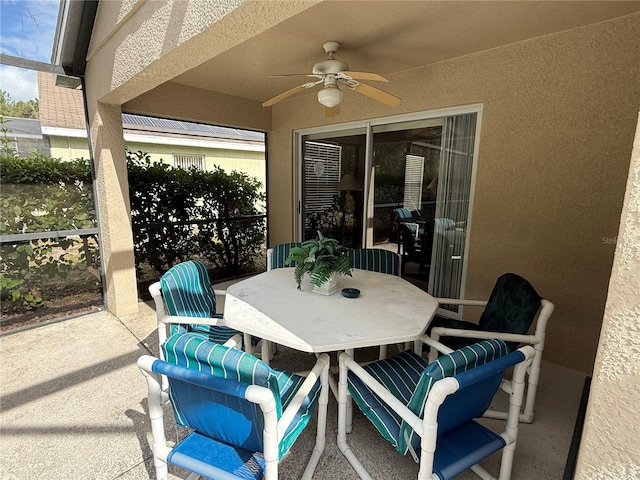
[[317, 86, 342, 108], [336, 173, 362, 191]]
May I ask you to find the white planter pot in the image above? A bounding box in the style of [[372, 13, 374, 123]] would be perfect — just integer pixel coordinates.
[[312, 272, 338, 296]]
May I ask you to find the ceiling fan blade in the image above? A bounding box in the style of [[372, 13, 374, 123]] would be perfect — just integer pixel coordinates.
[[269, 73, 319, 78], [325, 105, 340, 117], [353, 82, 401, 107], [262, 84, 308, 107], [342, 71, 388, 82]]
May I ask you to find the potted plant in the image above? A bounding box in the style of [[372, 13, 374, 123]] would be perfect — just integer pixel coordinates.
[[285, 231, 352, 295]]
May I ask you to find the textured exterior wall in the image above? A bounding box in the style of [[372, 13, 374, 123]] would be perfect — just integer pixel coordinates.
[[88, 101, 138, 317], [268, 14, 640, 373], [85, 0, 318, 314], [123, 82, 271, 133], [574, 111, 640, 479], [87, 0, 319, 105], [49, 137, 91, 161]]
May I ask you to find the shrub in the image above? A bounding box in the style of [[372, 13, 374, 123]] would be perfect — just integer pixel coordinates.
[[0, 143, 266, 315], [127, 150, 266, 277], [0, 152, 100, 313]]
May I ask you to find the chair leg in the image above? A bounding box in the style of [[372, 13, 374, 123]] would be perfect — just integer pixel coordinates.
[[521, 346, 544, 423], [243, 333, 254, 355], [469, 463, 496, 480], [261, 340, 271, 367], [302, 360, 330, 480], [337, 353, 373, 480]]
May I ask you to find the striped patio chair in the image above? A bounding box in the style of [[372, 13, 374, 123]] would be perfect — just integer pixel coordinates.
[[149, 261, 241, 350], [138, 332, 330, 480], [337, 338, 534, 480], [149, 261, 260, 371], [347, 247, 402, 360], [427, 272, 555, 423], [393, 207, 423, 239], [347, 248, 401, 276], [267, 242, 302, 270]]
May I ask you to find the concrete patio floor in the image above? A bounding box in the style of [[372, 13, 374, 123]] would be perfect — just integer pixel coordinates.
[[0, 298, 586, 479]]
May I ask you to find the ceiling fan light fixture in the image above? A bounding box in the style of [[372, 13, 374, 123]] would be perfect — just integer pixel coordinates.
[[317, 85, 342, 108]]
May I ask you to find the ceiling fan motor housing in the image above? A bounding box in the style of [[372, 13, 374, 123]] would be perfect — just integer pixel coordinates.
[[312, 59, 349, 75]]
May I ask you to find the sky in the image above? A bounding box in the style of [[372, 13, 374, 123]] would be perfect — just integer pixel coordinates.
[[0, 0, 60, 101]]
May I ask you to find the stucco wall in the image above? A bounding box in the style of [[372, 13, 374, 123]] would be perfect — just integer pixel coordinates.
[[83, 0, 321, 315], [267, 14, 640, 373], [574, 111, 640, 479], [49, 137, 92, 161], [123, 82, 271, 133]]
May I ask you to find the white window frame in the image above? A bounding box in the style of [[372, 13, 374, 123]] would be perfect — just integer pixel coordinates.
[[173, 154, 205, 170]]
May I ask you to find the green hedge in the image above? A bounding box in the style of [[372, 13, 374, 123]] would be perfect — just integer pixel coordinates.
[[127, 150, 266, 277], [0, 147, 266, 314], [0, 153, 99, 312]]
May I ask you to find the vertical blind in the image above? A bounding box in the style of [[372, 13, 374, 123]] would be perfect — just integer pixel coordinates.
[[303, 141, 342, 215], [403, 154, 425, 212]]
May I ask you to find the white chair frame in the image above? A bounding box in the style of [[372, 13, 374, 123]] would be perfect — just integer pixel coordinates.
[[426, 297, 554, 423], [149, 281, 271, 368], [138, 352, 330, 480], [337, 337, 534, 480]]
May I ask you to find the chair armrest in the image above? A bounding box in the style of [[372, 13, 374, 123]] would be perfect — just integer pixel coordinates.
[[213, 289, 227, 297], [430, 327, 539, 346], [417, 335, 454, 356], [278, 353, 330, 433], [223, 334, 244, 350], [159, 315, 225, 326], [434, 298, 488, 307], [339, 352, 423, 436]]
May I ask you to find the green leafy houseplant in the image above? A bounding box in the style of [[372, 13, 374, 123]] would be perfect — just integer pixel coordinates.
[[285, 232, 352, 289]]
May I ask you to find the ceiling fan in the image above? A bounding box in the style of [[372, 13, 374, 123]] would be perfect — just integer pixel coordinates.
[[262, 41, 401, 116]]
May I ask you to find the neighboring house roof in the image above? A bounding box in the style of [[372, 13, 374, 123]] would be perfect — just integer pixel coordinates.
[[37, 72, 264, 146], [121, 114, 264, 143], [38, 71, 85, 130]]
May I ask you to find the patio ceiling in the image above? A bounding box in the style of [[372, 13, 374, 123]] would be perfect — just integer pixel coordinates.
[[170, 1, 640, 105]]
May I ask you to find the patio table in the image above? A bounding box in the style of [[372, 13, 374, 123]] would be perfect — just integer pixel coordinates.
[[224, 267, 438, 355]]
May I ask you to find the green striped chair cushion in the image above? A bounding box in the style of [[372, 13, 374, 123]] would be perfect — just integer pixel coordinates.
[[398, 339, 509, 455], [348, 339, 509, 456], [347, 248, 400, 276], [269, 242, 302, 270], [160, 260, 242, 343], [162, 333, 321, 459], [348, 349, 428, 448]]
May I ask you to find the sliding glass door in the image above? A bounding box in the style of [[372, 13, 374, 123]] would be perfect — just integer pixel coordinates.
[[370, 119, 443, 291], [296, 106, 480, 302]]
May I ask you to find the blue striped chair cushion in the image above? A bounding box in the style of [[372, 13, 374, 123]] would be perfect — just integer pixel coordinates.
[[398, 339, 509, 455], [348, 349, 428, 448], [269, 242, 301, 270], [162, 333, 321, 459], [348, 339, 509, 456], [167, 431, 266, 480], [347, 248, 400, 276], [160, 260, 242, 343], [394, 207, 414, 223]]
